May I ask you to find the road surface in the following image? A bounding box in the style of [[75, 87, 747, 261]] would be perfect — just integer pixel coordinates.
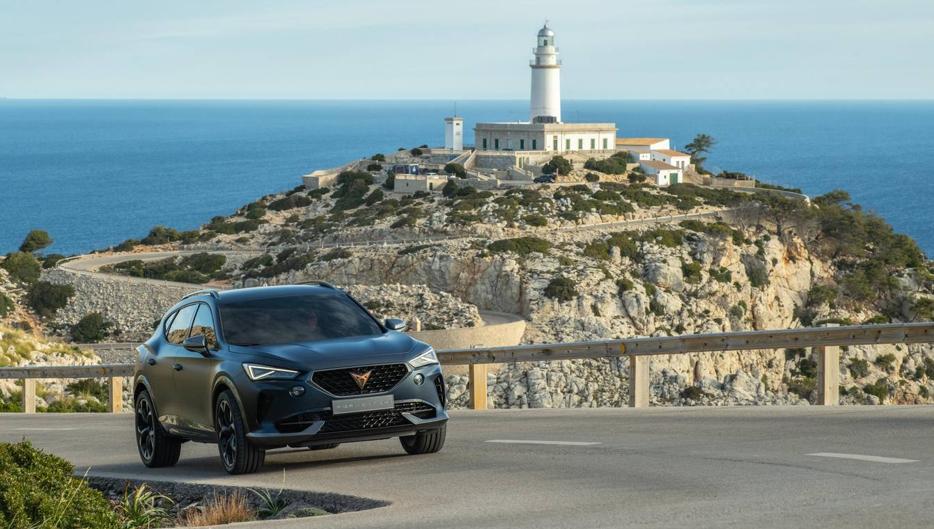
[[2, 406, 933, 528]]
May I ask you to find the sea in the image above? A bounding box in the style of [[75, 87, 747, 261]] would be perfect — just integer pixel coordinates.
[[1, 100, 933, 256]]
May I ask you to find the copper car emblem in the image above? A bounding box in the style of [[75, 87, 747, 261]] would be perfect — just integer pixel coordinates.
[[350, 370, 373, 390]]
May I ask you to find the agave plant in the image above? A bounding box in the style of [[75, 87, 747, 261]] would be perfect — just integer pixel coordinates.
[[248, 487, 289, 519], [119, 484, 173, 529]]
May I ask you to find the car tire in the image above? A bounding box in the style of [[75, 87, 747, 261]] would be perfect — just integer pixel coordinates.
[[135, 390, 181, 468], [400, 424, 446, 455], [308, 443, 340, 451], [215, 389, 264, 474]]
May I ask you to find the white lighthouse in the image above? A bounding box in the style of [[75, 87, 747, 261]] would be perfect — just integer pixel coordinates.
[[529, 23, 561, 123]]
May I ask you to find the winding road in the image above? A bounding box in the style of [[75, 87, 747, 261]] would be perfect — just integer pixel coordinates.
[[3, 406, 933, 528]]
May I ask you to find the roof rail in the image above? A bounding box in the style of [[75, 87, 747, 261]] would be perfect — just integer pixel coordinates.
[[181, 288, 220, 300], [295, 280, 337, 290]]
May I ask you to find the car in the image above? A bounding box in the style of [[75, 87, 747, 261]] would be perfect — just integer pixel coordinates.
[[133, 283, 448, 474], [534, 174, 556, 183]]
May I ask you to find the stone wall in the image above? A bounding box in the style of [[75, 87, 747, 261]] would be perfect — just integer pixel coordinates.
[[43, 268, 193, 341]]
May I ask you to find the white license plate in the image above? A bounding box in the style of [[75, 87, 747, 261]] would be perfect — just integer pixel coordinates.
[[331, 395, 394, 415]]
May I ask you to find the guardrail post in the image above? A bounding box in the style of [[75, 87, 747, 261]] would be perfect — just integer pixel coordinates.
[[468, 364, 488, 410], [815, 345, 839, 406], [22, 379, 36, 414], [108, 376, 124, 413], [628, 355, 649, 408]]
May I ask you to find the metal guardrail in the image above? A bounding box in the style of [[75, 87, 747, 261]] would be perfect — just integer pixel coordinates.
[[2, 323, 932, 413]]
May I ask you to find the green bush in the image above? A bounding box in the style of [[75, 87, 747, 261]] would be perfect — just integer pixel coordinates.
[[862, 379, 889, 403], [26, 281, 74, 317], [583, 152, 632, 175], [41, 254, 66, 269], [744, 260, 769, 288], [582, 241, 610, 260], [1, 252, 41, 284], [523, 214, 548, 227], [364, 189, 384, 206], [873, 353, 896, 373], [140, 225, 181, 245], [544, 276, 578, 302], [444, 163, 467, 178], [268, 194, 312, 211], [370, 153, 385, 162], [729, 303, 745, 319], [244, 203, 267, 220], [616, 277, 634, 296], [19, 230, 53, 253], [0, 293, 13, 317], [178, 253, 226, 275], [584, 172, 600, 183], [681, 261, 702, 284], [331, 171, 375, 212], [848, 358, 870, 379], [0, 441, 119, 529], [709, 267, 732, 283], [71, 313, 113, 343], [321, 248, 352, 261], [487, 237, 552, 256], [542, 155, 572, 175]]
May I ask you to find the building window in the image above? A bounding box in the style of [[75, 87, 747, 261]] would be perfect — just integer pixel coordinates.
[[553, 137, 558, 150], [565, 139, 570, 150], [590, 139, 595, 150], [520, 139, 525, 150], [532, 139, 537, 150], [482, 138, 487, 149], [578, 139, 583, 150], [494, 138, 499, 150], [603, 138, 608, 150]]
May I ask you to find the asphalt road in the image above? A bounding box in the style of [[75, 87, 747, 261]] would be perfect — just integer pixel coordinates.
[[3, 406, 934, 528]]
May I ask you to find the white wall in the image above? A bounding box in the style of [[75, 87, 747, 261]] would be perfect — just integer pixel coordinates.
[[530, 66, 561, 122], [445, 119, 464, 151]]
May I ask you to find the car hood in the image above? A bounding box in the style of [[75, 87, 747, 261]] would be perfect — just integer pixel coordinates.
[[227, 331, 425, 370]]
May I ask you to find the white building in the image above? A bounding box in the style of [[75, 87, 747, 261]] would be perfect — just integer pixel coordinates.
[[639, 159, 683, 186], [616, 137, 671, 156], [444, 116, 464, 151], [651, 149, 691, 170], [394, 174, 450, 194], [473, 25, 616, 154]]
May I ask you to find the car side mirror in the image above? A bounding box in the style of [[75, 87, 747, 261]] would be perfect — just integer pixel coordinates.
[[183, 334, 210, 355], [384, 318, 407, 332]]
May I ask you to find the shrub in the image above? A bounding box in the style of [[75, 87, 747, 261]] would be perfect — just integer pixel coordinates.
[[383, 172, 395, 190], [268, 194, 312, 211], [584, 172, 600, 183], [1, 252, 41, 284], [370, 153, 385, 161], [744, 260, 769, 288], [331, 171, 374, 212], [487, 237, 552, 256], [26, 281, 74, 317], [444, 162, 467, 178], [682, 261, 702, 284], [523, 214, 548, 227], [873, 353, 896, 373], [848, 358, 870, 379], [244, 203, 266, 220], [71, 312, 113, 343], [680, 386, 707, 401], [583, 154, 629, 175], [410, 147, 424, 156], [141, 225, 181, 245], [616, 277, 634, 296], [364, 189, 384, 206], [709, 267, 732, 283], [0, 441, 119, 529], [118, 484, 173, 529], [806, 284, 838, 307], [582, 241, 610, 260], [862, 379, 889, 403], [178, 253, 226, 275], [542, 155, 572, 175], [320, 248, 352, 261], [544, 276, 578, 302], [19, 230, 53, 253], [41, 253, 66, 269], [366, 163, 382, 171], [0, 293, 13, 317], [729, 303, 745, 319]]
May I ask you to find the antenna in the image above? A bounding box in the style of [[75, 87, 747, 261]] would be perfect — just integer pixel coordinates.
[[454, 101, 457, 117]]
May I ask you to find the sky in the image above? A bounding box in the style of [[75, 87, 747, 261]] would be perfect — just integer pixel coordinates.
[[2, 0, 933, 100]]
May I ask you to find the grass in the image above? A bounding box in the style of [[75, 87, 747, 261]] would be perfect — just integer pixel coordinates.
[[183, 492, 255, 527], [119, 484, 173, 529]]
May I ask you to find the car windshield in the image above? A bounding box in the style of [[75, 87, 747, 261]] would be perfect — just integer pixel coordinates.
[[218, 292, 383, 346]]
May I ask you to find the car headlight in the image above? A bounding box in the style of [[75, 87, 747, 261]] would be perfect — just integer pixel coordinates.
[[409, 348, 439, 368], [243, 363, 300, 381]]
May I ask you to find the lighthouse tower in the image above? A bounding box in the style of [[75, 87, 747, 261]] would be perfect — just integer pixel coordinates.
[[529, 23, 561, 123]]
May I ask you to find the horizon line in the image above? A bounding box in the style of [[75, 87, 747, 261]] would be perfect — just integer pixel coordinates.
[[2, 97, 934, 103]]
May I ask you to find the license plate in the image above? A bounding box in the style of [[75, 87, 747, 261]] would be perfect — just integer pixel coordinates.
[[331, 395, 394, 415]]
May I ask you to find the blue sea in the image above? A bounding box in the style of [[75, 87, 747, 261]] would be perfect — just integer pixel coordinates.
[[1, 100, 933, 255]]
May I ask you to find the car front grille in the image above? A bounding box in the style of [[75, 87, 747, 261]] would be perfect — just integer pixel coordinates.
[[275, 401, 435, 434], [311, 363, 408, 396]]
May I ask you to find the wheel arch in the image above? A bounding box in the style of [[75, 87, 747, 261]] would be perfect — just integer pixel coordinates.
[[211, 374, 249, 427]]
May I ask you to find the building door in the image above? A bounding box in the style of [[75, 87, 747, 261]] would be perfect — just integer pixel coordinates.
[[670, 173, 680, 185]]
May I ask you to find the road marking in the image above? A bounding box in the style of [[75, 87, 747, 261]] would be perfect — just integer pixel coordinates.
[[14, 427, 78, 432], [485, 439, 601, 447], [807, 452, 918, 464]]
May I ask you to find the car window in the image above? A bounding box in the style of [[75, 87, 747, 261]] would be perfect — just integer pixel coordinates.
[[190, 303, 219, 350], [165, 304, 197, 345], [219, 292, 383, 346]]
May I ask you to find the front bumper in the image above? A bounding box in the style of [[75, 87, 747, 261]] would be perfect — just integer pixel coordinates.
[[241, 364, 448, 449]]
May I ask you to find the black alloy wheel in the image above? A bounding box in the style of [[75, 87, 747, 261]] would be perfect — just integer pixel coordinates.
[[135, 390, 181, 467]]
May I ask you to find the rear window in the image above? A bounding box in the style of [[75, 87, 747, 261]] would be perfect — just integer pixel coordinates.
[[219, 292, 383, 346]]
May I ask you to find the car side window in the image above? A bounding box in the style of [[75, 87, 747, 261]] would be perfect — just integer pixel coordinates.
[[165, 304, 197, 345], [189, 303, 219, 350]]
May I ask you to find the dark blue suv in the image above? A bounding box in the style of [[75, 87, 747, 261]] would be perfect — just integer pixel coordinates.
[[133, 283, 448, 474]]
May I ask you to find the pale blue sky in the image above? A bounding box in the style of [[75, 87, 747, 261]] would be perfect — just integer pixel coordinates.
[[2, 0, 932, 99]]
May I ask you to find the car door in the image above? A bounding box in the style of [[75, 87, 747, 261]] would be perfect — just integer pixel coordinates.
[[156, 303, 199, 434], [172, 302, 222, 437]]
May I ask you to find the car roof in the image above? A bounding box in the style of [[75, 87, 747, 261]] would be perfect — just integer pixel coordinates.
[[214, 284, 340, 304]]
